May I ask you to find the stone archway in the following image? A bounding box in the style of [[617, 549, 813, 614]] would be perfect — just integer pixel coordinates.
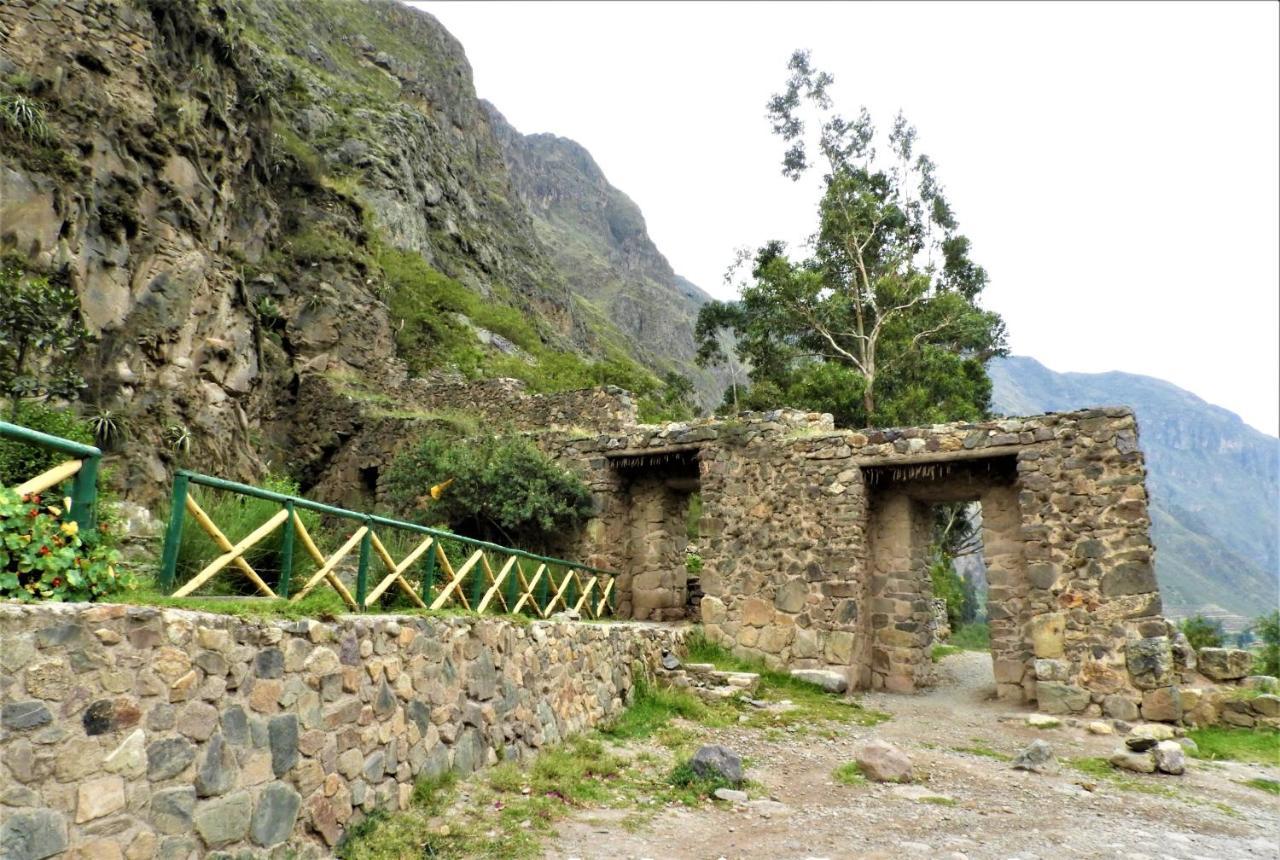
[[863, 456, 1033, 700]]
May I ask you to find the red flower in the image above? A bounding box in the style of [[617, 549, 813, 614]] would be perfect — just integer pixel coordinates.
[[51, 578, 61, 587], [39, 545, 51, 556]]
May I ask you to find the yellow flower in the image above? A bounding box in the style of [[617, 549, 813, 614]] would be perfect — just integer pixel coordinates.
[[60, 521, 79, 537]]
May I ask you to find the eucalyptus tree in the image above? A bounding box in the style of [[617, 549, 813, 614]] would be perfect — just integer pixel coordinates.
[[698, 51, 1006, 427]]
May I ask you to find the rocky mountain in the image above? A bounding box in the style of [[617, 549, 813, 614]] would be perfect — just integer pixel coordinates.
[[483, 103, 717, 403], [989, 355, 1278, 624], [0, 0, 710, 499]]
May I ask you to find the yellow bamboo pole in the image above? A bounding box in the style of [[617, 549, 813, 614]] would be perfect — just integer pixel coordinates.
[[16, 460, 82, 497], [172, 508, 288, 597], [572, 573, 595, 616], [544, 568, 574, 618], [429, 548, 483, 610], [291, 526, 366, 602], [291, 513, 357, 609], [595, 578, 614, 616], [182, 495, 278, 598], [513, 563, 546, 614], [477, 556, 518, 614], [363, 531, 427, 609]]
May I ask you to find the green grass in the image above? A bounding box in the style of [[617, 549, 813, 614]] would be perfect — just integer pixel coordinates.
[[683, 631, 890, 728], [919, 796, 957, 806], [1186, 727, 1280, 766], [931, 644, 962, 662], [600, 680, 732, 740], [832, 762, 868, 787], [1067, 757, 1178, 798], [947, 622, 990, 652], [1244, 778, 1280, 795], [953, 742, 1011, 761]]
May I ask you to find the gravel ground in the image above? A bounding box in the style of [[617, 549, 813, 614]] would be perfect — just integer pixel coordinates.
[[547, 652, 1280, 860]]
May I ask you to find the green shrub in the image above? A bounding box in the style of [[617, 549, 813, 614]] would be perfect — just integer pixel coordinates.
[[0, 487, 133, 602], [171, 474, 321, 594], [1179, 614, 1225, 650], [1253, 611, 1280, 677], [0, 401, 94, 487], [384, 431, 592, 550], [949, 622, 990, 651]]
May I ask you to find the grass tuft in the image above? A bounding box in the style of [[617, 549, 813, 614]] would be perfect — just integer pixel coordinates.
[[832, 762, 867, 787], [1244, 778, 1280, 796], [1186, 727, 1280, 766]]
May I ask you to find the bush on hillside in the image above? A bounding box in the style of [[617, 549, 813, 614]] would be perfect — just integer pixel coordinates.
[[1179, 614, 1225, 651], [0, 401, 94, 487], [384, 431, 592, 550], [1253, 611, 1280, 677]]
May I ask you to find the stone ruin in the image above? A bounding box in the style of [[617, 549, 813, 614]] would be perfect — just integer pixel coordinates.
[[316, 375, 1180, 722]]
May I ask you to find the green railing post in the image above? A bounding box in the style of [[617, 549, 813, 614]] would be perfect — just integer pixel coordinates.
[[355, 522, 372, 609], [158, 473, 190, 593], [469, 549, 487, 611], [277, 500, 295, 599], [421, 542, 437, 604], [70, 453, 99, 532]]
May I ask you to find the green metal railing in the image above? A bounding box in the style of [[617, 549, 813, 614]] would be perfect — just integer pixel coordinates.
[[158, 469, 616, 617], [0, 419, 102, 530]]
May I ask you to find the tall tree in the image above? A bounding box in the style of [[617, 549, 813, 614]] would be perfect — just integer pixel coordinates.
[[697, 51, 1006, 427]]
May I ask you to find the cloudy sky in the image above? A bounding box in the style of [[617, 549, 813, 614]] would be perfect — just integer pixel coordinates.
[[418, 1, 1279, 435]]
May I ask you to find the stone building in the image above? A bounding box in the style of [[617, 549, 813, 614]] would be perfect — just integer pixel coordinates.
[[542, 404, 1172, 721], [307, 376, 1174, 721]]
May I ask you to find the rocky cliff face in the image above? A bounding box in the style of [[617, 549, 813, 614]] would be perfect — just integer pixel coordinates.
[[483, 103, 718, 402], [0, 0, 711, 500], [990, 355, 1278, 622]]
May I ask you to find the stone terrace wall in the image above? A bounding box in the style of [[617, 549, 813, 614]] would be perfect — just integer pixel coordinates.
[[0, 604, 680, 859], [404, 376, 637, 431]]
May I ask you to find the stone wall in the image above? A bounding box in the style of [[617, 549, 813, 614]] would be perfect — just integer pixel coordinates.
[[541, 406, 1172, 721], [0, 603, 680, 858]]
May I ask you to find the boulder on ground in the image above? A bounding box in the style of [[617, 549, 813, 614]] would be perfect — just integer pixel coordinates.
[[856, 740, 912, 783], [1026, 714, 1060, 729], [1086, 721, 1114, 735], [1128, 723, 1175, 742], [1109, 750, 1156, 773], [1012, 739, 1056, 774], [1153, 740, 1186, 775], [689, 745, 743, 786], [789, 669, 848, 694], [1196, 648, 1252, 682]]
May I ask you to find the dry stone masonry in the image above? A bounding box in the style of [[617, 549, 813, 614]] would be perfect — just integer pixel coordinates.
[[542, 406, 1173, 719], [0, 603, 680, 858]]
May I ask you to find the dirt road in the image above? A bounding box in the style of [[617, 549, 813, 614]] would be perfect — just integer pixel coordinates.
[[548, 652, 1280, 860]]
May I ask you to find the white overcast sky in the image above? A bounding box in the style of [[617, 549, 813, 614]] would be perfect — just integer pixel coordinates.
[[414, 1, 1279, 436]]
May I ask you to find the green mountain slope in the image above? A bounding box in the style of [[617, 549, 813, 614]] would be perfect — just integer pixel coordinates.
[[989, 356, 1278, 622]]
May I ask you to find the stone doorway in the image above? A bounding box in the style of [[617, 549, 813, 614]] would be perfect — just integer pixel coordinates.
[[864, 456, 1032, 701], [609, 447, 702, 621]]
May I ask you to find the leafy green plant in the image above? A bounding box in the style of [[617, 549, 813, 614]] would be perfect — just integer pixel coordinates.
[[1, 255, 91, 410], [0, 402, 94, 487], [0, 93, 49, 142], [685, 553, 703, 575], [832, 761, 868, 786], [0, 488, 133, 602], [1179, 614, 1225, 650], [87, 408, 127, 450], [948, 622, 990, 652], [384, 430, 592, 549], [1252, 611, 1280, 677]]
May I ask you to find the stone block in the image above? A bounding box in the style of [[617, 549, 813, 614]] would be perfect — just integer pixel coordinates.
[[1196, 648, 1253, 681], [789, 669, 848, 694], [1036, 682, 1089, 715], [1101, 561, 1156, 596], [0, 808, 67, 860], [250, 781, 302, 847], [1102, 695, 1140, 721], [699, 595, 726, 625], [193, 790, 252, 849], [1140, 686, 1182, 722], [773, 580, 808, 614], [1029, 613, 1065, 659], [1125, 637, 1173, 689], [823, 631, 854, 665], [76, 776, 125, 823], [741, 598, 773, 627]]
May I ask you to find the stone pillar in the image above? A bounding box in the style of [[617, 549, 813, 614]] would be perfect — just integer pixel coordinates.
[[867, 491, 932, 693], [982, 483, 1033, 702], [626, 479, 689, 621]]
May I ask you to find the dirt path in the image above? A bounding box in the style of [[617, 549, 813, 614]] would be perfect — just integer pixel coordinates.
[[548, 652, 1280, 860]]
